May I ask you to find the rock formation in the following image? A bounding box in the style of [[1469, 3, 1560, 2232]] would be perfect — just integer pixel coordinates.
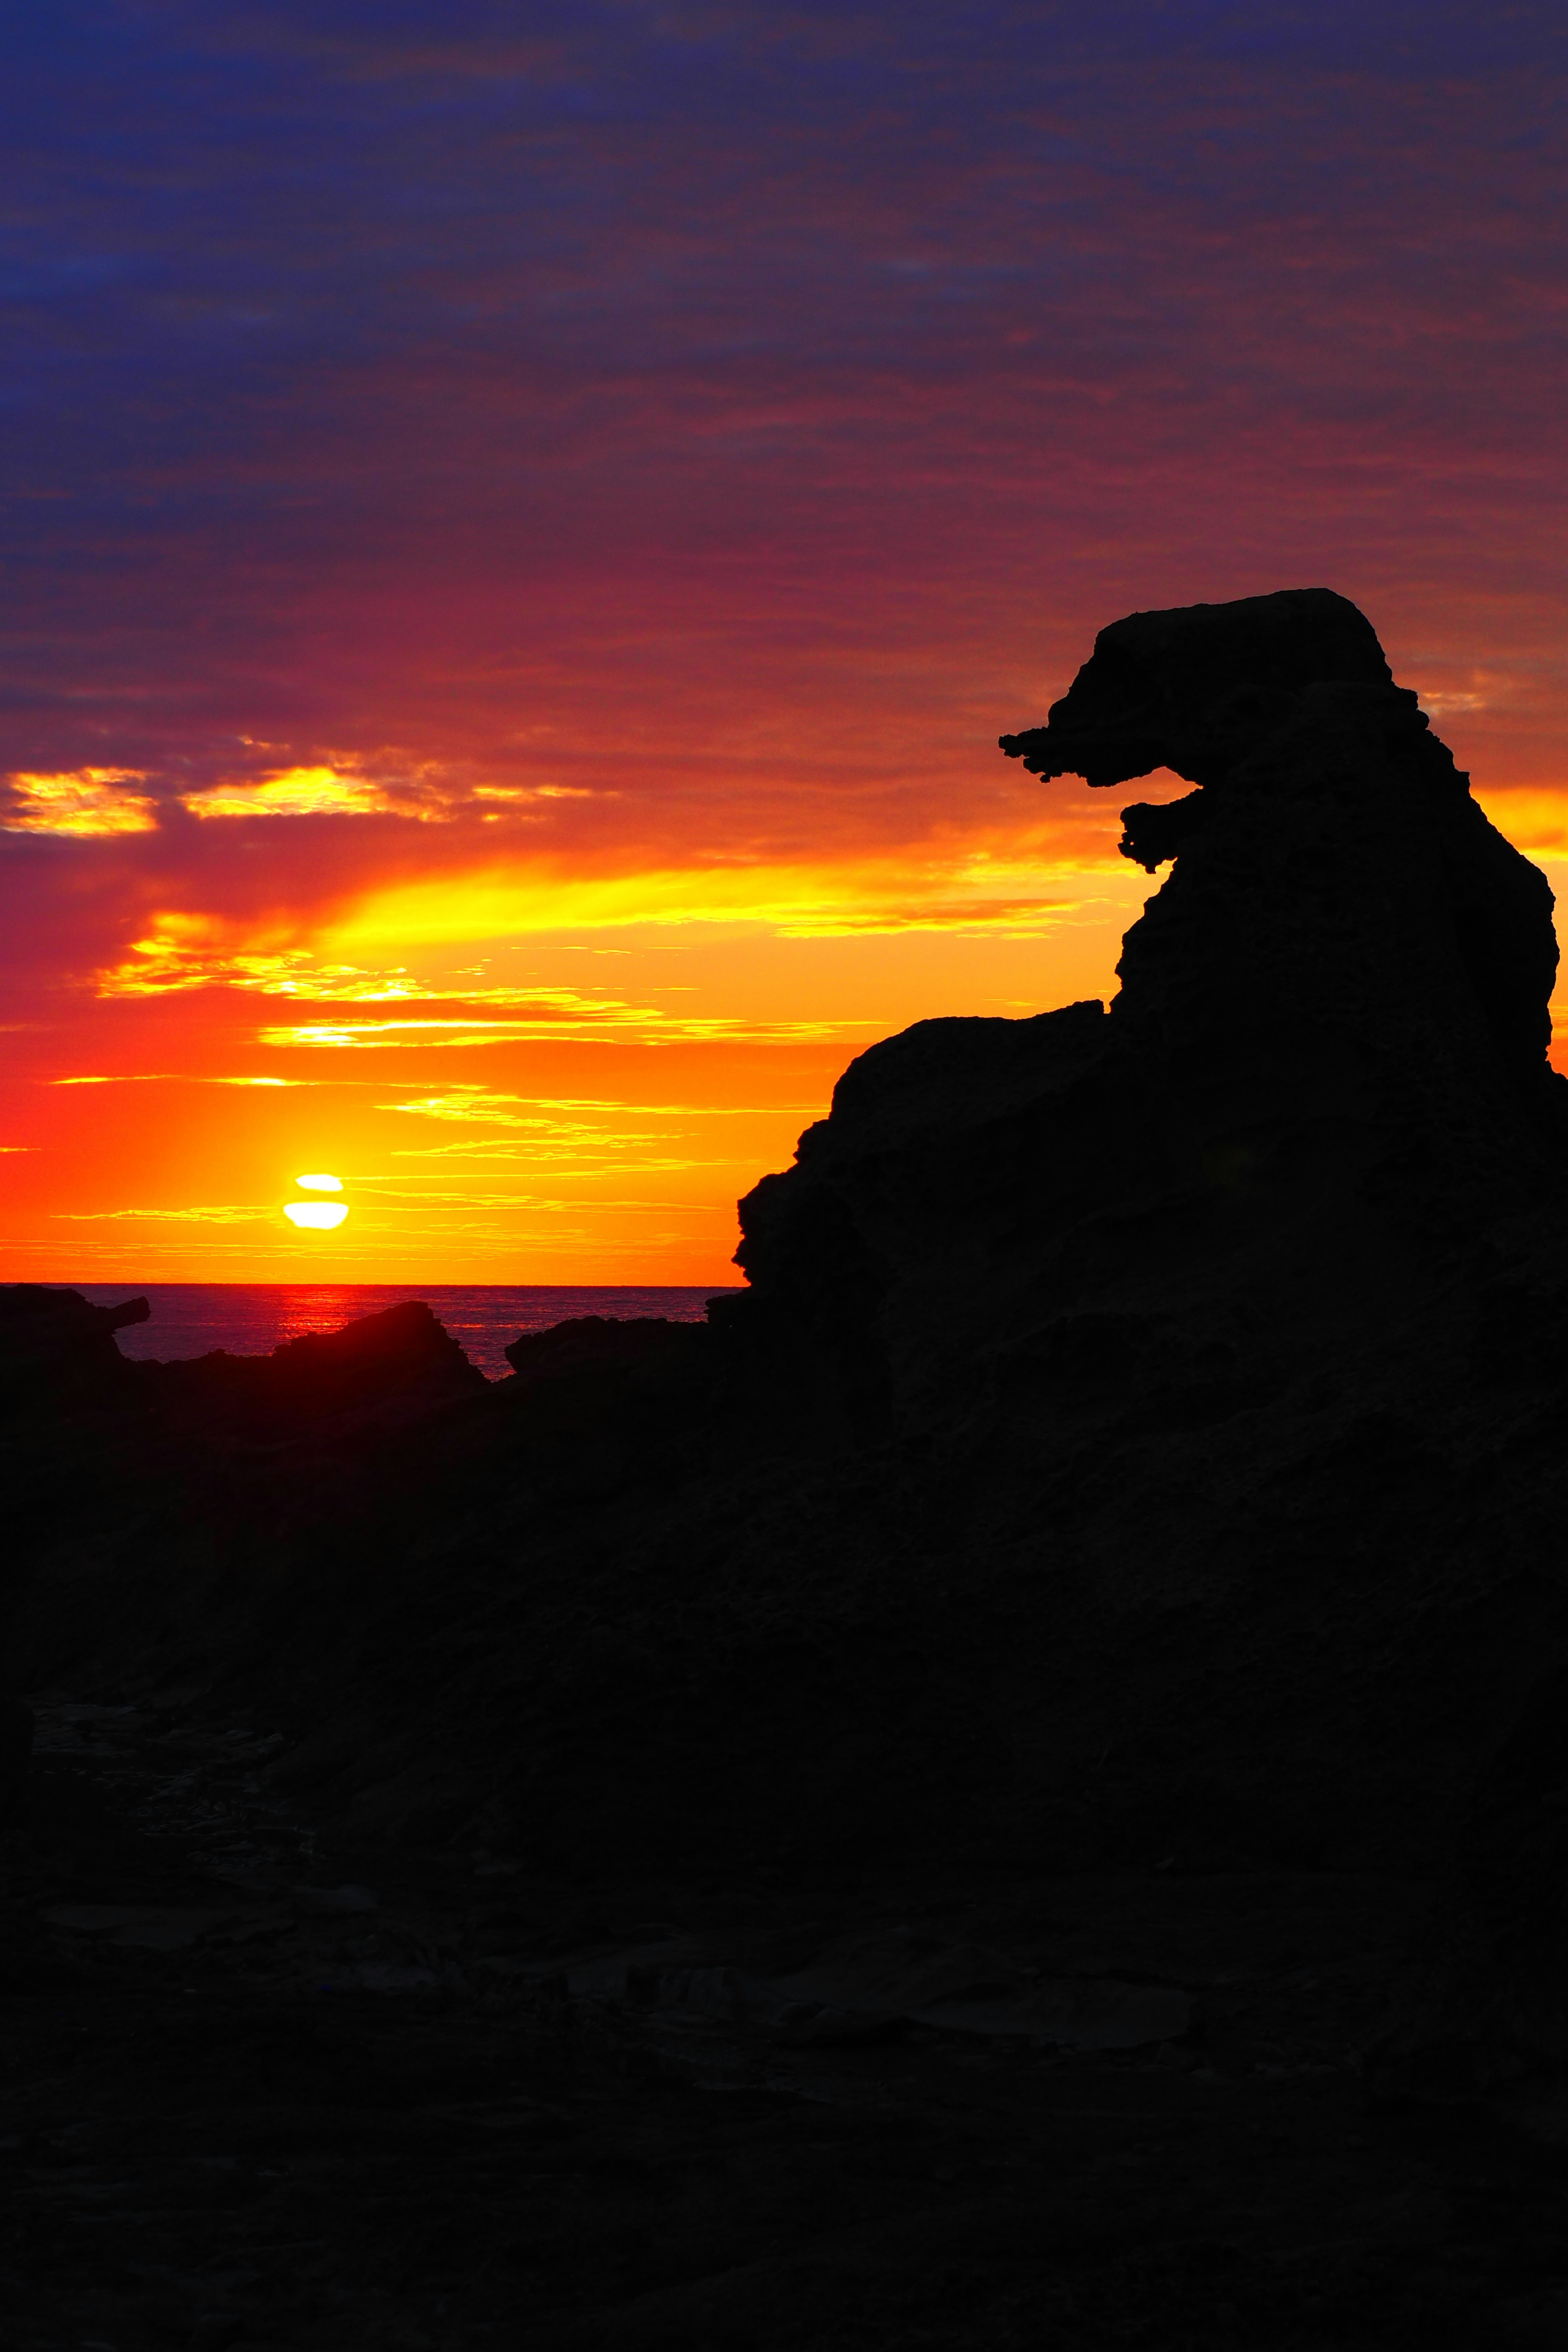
[[8, 587, 1568, 2143], [713, 589, 1568, 2093], [0, 1283, 149, 1418], [726, 587, 1565, 1446], [142, 1298, 485, 1436]]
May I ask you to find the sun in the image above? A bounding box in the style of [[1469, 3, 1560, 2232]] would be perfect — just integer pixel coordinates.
[[285, 1172, 348, 1230]]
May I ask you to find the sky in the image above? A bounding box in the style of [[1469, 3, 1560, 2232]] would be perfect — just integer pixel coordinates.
[[1, 0, 1566, 1283]]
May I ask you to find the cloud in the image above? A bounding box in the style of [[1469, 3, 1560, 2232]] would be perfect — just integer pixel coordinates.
[[50, 1073, 303, 1086], [387, 1091, 818, 1116], [2, 772, 157, 838], [181, 767, 420, 822], [372, 1087, 704, 1170], [258, 1006, 866, 1048], [49, 1204, 280, 1223], [1419, 691, 1491, 717], [84, 911, 885, 1038], [176, 762, 587, 826], [473, 785, 596, 809], [88, 841, 1116, 1003], [318, 849, 1117, 956], [376, 1085, 800, 1152], [380, 1089, 672, 1130], [92, 913, 431, 1000], [382, 1140, 710, 1169]]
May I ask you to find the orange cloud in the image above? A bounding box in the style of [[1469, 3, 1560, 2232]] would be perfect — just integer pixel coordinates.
[[51, 1073, 302, 1087], [320, 842, 1113, 949], [2, 770, 157, 837], [473, 784, 597, 812], [94, 913, 423, 1001], [50, 1203, 278, 1225], [257, 1003, 863, 1048], [180, 766, 423, 822], [178, 766, 610, 827], [383, 1089, 665, 1129]]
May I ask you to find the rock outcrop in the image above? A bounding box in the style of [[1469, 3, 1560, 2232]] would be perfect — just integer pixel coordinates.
[[726, 588, 1565, 1446], [140, 1298, 485, 1437], [0, 1284, 149, 1418], [0, 1287, 152, 1820], [690, 593, 1568, 1922]]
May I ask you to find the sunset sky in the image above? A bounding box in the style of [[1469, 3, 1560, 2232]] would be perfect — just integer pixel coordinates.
[[2, 2, 1566, 1282]]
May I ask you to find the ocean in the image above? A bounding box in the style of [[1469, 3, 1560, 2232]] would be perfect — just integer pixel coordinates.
[[67, 1283, 740, 1382]]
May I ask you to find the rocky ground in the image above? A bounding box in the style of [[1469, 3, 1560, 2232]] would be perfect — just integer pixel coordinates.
[[3, 1676, 1565, 2351]]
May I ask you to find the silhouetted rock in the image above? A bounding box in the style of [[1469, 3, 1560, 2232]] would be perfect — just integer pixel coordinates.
[[503, 1313, 705, 1388], [0, 1696, 31, 1826], [0, 1299, 489, 1809], [0, 1285, 147, 1417], [139, 1298, 485, 1436], [726, 588, 1565, 1450], [1003, 588, 1559, 1102], [999, 585, 1390, 782], [0, 1290, 146, 1831], [492, 1314, 715, 1507], [707, 591, 1568, 2096]]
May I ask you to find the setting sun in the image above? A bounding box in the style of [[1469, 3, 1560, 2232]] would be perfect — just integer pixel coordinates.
[[284, 1200, 348, 1231]]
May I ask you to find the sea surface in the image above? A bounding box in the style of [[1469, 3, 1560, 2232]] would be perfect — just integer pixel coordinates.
[[68, 1283, 739, 1382]]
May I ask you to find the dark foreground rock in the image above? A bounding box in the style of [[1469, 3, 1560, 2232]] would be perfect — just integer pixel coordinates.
[[143, 1297, 487, 1433], [1, 1688, 1531, 2352], [7, 588, 1568, 2343], [0, 1280, 149, 1416]]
